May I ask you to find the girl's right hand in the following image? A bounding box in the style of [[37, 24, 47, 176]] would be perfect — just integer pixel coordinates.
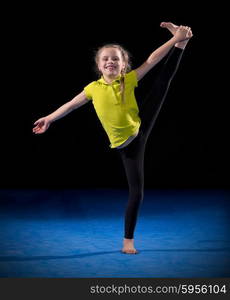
[[33, 117, 51, 134]]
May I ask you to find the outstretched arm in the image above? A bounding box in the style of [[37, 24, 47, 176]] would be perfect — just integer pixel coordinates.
[[45, 91, 89, 122], [33, 90, 89, 134], [135, 26, 191, 81]]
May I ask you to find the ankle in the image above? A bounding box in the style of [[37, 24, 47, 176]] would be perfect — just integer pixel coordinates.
[[123, 238, 134, 244], [175, 39, 189, 49]]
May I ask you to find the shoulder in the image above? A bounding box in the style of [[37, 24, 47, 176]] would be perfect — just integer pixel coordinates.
[[84, 80, 97, 89], [84, 81, 98, 100], [125, 70, 138, 87]]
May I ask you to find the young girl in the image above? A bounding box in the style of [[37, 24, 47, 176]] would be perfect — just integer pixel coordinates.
[[33, 22, 193, 254]]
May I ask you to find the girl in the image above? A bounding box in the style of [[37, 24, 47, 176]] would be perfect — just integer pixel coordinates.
[[33, 22, 193, 254]]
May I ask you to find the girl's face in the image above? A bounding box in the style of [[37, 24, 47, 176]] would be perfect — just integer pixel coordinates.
[[98, 47, 125, 78]]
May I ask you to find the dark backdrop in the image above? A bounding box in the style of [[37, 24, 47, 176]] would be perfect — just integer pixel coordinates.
[[1, 3, 229, 190]]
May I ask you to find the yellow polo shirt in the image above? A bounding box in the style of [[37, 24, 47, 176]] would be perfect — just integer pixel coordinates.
[[84, 70, 141, 148]]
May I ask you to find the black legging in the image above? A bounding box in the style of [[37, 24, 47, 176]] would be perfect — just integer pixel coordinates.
[[116, 47, 184, 239]]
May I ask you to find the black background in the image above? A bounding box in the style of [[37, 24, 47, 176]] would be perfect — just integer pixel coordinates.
[[1, 3, 229, 190]]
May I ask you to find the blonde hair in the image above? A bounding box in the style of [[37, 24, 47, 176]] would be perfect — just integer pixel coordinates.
[[94, 44, 132, 104]]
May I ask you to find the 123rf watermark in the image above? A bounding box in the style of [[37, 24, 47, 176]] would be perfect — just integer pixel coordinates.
[[90, 284, 228, 296]]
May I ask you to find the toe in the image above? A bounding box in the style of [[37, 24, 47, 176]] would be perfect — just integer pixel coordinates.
[[160, 22, 167, 27], [121, 249, 139, 254]]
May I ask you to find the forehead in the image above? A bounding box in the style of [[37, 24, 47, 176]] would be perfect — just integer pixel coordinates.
[[100, 47, 122, 57]]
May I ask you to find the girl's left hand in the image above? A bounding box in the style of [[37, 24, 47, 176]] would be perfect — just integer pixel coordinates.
[[174, 26, 193, 42]]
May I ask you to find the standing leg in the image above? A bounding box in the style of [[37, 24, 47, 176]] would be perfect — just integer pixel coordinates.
[[117, 133, 146, 254]]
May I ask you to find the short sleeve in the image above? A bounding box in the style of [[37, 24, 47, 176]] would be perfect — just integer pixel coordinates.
[[83, 81, 95, 100], [125, 70, 138, 88]]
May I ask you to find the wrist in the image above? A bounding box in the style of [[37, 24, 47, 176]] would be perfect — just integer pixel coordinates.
[[47, 115, 54, 123], [170, 36, 179, 44], [175, 39, 189, 50]]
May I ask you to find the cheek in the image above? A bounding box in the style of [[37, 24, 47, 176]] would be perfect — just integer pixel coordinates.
[[100, 61, 106, 69]]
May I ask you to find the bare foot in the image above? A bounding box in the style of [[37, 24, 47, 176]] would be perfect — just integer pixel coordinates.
[[160, 22, 178, 35], [121, 238, 139, 254], [160, 22, 193, 49]]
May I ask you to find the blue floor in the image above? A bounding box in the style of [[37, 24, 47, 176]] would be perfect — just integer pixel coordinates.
[[0, 189, 230, 278]]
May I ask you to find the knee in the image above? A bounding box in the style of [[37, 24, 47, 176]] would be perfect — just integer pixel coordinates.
[[130, 186, 144, 203]]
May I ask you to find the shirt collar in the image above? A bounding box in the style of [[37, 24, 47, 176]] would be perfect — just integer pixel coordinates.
[[97, 74, 122, 85]]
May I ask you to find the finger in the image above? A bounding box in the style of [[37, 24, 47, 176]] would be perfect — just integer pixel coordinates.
[[34, 125, 43, 131], [34, 121, 43, 126], [33, 125, 40, 130], [35, 129, 43, 134]]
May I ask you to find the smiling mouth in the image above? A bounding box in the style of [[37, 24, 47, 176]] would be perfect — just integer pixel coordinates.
[[106, 66, 116, 70]]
